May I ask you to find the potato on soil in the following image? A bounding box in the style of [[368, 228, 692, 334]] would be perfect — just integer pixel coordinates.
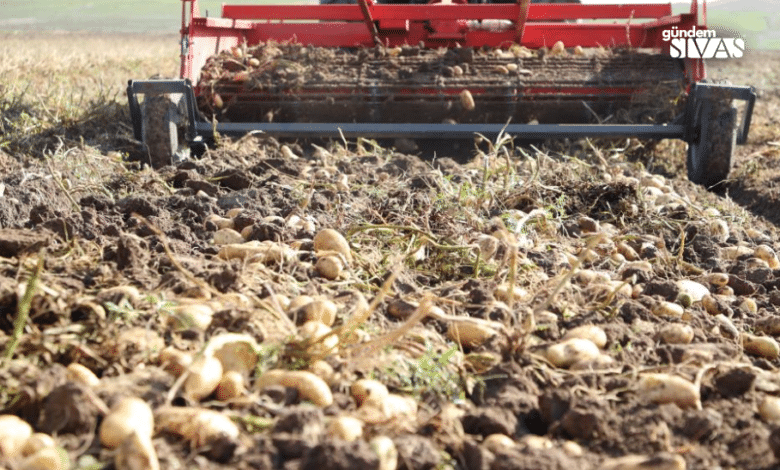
[[545, 338, 600, 368], [315, 253, 345, 280], [313, 228, 352, 262], [743, 334, 780, 359], [184, 354, 224, 401], [66, 363, 100, 388], [257, 369, 333, 407], [155, 406, 240, 448], [19, 446, 70, 470], [115, 431, 159, 470], [600, 453, 686, 470], [483, 434, 516, 453], [563, 325, 607, 348], [370, 436, 398, 470], [204, 333, 260, 374], [637, 373, 700, 409], [657, 324, 694, 344], [21, 434, 56, 458], [0, 414, 33, 458], [99, 397, 154, 449], [299, 320, 339, 355], [212, 228, 244, 245], [216, 371, 246, 401], [447, 319, 501, 348], [167, 302, 214, 331], [327, 416, 364, 441], [351, 379, 389, 407], [298, 298, 338, 326]]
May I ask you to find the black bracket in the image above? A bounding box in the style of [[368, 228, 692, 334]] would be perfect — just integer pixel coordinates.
[[126, 79, 200, 144], [684, 82, 756, 145]]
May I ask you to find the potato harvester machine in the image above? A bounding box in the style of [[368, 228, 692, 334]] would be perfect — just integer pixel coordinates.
[[127, 0, 755, 187]]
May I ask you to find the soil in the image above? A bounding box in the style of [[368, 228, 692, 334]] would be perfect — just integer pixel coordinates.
[[1, 41, 780, 470], [197, 43, 683, 126]]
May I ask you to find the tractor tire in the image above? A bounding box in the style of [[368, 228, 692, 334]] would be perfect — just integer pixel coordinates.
[[686, 100, 737, 189], [141, 93, 185, 169]]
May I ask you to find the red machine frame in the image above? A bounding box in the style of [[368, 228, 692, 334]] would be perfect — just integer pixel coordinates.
[[179, 0, 707, 89]]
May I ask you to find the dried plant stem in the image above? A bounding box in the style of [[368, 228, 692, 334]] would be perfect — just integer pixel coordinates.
[[2, 250, 45, 367]]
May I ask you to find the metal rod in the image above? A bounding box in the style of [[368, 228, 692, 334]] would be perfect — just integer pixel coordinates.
[[515, 0, 531, 44], [356, 0, 382, 46], [194, 122, 686, 139]]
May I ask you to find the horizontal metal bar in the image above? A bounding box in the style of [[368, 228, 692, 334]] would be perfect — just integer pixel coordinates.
[[251, 23, 661, 48], [194, 122, 685, 139], [221, 4, 672, 22]]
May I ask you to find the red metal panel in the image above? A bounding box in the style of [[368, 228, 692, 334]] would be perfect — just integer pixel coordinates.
[[245, 22, 664, 48], [221, 4, 672, 22]]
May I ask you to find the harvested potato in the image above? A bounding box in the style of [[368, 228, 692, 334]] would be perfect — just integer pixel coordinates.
[[447, 318, 502, 349], [327, 416, 364, 441], [313, 229, 352, 262], [638, 373, 699, 409], [257, 369, 333, 407], [563, 325, 607, 348], [546, 338, 600, 368], [99, 397, 154, 449], [0, 414, 33, 458], [156, 407, 240, 448]]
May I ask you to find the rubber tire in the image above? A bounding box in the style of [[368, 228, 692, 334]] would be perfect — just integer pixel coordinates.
[[686, 101, 737, 189], [142, 93, 182, 169]]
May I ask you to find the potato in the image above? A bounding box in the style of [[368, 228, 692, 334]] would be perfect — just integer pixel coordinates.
[[216, 371, 246, 402], [358, 393, 417, 423], [155, 407, 240, 448], [159, 347, 193, 377], [212, 228, 244, 245], [600, 453, 685, 470], [545, 338, 600, 368], [460, 89, 475, 111], [651, 300, 684, 318], [573, 45, 585, 56], [302, 298, 338, 326], [205, 333, 260, 374], [184, 354, 224, 401], [760, 396, 780, 422], [167, 303, 214, 331], [447, 319, 500, 348], [257, 369, 333, 407], [371, 436, 398, 470], [493, 284, 528, 303], [21, 434, 56, 458], [549, 40, 566, 56], [708, 219, 729, 243], [313, 229, 352, 262], [483, 434, 516, 453], [563, 325, 607, 349], [743, 334, 780, 360], [66, 363, 100, 388], [0, 414, 33, 458], [299, 320, 339, 355], [115, 431, 159, 470], [99, 397, 154, 449], [638, 373, 699, 409], [315, 254, 344, 280], [675, 279, 710, 303], [351, 379, 389, 407], [19, 447, 69, 470], [218, 240, 293, 264], [657, 324, 694, 345], [327, 416, 364, 442], [754, 245, 780, 269]]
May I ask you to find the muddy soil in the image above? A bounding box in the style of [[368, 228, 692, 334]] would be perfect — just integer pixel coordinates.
[[1, 42, 780, 470], [197, 43, 683, 125]]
